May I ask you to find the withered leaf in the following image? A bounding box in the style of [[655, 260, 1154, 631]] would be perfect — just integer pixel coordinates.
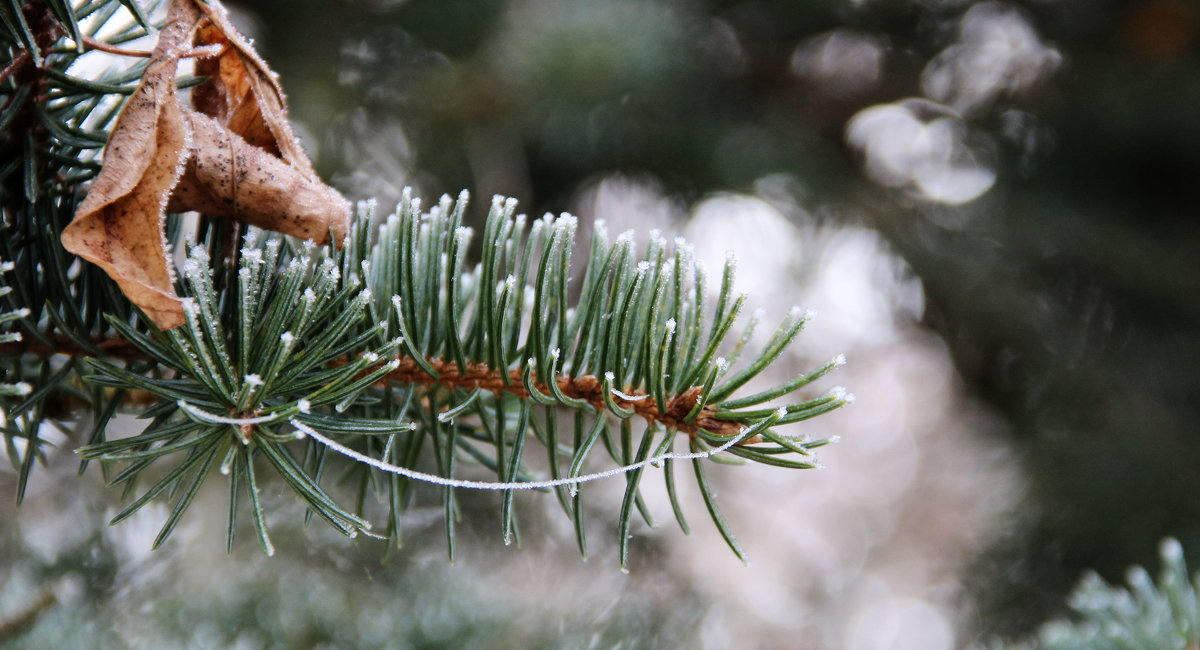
[[189, 0, 317, 176], [168, 109, 350, 243], [59, 0, 198, 330], [60, 0, 350, 330]]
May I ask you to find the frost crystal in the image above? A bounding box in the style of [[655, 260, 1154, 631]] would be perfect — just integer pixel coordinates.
[[242, 228, 260, 250], [1162, 537, 1184, 561], [189, 244, 210, 265], [320, 257, 339, 275]]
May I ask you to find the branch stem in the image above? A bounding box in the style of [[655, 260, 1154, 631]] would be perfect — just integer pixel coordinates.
[[382, 356, 748, 440], [0, 51, 31, 85], [0, 336, 751, 440]]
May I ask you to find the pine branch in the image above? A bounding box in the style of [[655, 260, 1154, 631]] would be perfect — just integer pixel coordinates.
[[69, 194, 847, 564], [1, 1, 851, 565], [1005, 538, 1200, 649]]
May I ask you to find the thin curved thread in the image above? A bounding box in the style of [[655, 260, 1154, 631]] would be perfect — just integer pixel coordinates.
[[177, 400, 770, 490], [289, 418, 761, 491]]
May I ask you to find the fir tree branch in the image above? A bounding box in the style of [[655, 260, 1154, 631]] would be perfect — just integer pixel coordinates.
[[1, 1, 850, 563], [1005, 538, 1200, 649]]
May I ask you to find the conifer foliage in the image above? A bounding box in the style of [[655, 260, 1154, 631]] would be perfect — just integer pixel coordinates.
[[0, 0, 849, 565], [1008, 539, 1200, 649]]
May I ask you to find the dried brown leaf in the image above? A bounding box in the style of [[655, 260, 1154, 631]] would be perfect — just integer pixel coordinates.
[[59, 0, 200, 329], [168, 109, 349, 243], [190, 0, 316, 176], [60, 0, 351, 330]]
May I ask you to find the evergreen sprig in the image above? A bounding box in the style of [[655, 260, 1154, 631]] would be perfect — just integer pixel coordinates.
[[1007, 538, 1200, 650], [77, 193, 849, 565], [1, 1, 849, 565]]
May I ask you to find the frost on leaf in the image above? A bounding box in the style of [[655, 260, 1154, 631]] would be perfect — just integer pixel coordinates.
[[60, 0, 350, 330]]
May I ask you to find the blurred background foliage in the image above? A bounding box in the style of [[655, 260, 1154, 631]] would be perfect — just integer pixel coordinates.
[[4, 0, 1200, 646]]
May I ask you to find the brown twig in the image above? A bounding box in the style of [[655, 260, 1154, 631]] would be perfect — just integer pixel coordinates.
[[78, 35, 225, 59], [79, 35, 152, 57], [382, 356, 746, 439], [0, 334, 146, 362], [0, 587, 56, 643], [2, 333, 749, 440], [0, 50, 30, 85]]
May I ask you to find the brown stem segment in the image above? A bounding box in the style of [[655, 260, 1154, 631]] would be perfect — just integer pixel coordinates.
[[1, 335, 750, 440], [0, 50, 30, 85], [0, 334, 145, 361], [382, 356, 746, 440]]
